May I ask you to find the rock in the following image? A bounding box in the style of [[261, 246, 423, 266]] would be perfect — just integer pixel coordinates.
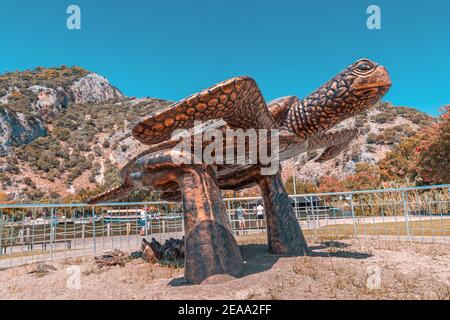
[[28, 263, 57, 276], [141, 237, 185, 266], [344, 160, 356, 174], [69, 73, 124, 104], [130, 251, 144, 260], [0, 70, 125, 159], [0, 65, 434, 201], [0, 108, 46, 156], [28, 85, 69, 119], [359, 151, 377, 164], [94, 249, 128, 268], [141, 240, 158, 264], [0, 86, 18, 105], [200, 274, 237, 285]]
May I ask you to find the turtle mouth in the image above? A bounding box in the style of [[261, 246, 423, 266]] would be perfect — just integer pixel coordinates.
[[353, 81, 392, 97], [354, 81, 392, 91]]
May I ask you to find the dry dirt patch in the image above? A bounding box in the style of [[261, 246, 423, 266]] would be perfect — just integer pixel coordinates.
[[0, 239, 449, 300]]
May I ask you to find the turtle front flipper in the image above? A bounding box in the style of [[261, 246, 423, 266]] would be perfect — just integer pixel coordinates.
[[117, 149, 244, 284], [132, 76, 278, 145], [267, 96, 299, 127], [307, 128, 359, 163]]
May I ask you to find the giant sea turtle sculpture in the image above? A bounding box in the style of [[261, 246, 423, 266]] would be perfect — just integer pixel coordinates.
[[89, 58, 391, 284]]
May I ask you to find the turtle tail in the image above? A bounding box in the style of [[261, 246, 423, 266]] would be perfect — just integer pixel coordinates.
[[87, 183, 135, 204]]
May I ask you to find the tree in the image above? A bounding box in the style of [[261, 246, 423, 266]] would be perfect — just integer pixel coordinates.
[[342, 163, 381, 191], [378, 133, 423, 183], [285, 176, 317, 194], [318, 176, 346, 193], [318, 163, 382, 192], [0, 192, 8, 203], [378, 105, 449, 185], [411, 105, 450, 184]]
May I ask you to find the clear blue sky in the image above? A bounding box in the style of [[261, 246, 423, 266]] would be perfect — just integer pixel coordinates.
[[0, 0, 449, 115]]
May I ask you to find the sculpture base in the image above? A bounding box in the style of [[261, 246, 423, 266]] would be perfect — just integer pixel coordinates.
[[178, 166, 244, 284], [257, 172, 308, 255]]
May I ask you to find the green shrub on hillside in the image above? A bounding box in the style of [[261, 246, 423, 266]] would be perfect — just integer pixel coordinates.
[[103, 160, 121, 188], [0, 66, 89, 91], [372, 111, 396, 124], [53, 127, 71, 141]]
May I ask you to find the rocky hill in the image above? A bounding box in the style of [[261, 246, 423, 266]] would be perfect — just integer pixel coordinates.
[[0, 66, 123, 156], [0, 67, 435, 201], [283, 102, 434, 185]]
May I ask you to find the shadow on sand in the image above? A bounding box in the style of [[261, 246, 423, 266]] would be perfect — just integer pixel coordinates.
[[168, 241, 372, 286]]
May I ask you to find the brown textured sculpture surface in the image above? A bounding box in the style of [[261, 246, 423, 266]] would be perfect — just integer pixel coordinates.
[[89, 58, 391, 284], [141, 238, 185, 265]]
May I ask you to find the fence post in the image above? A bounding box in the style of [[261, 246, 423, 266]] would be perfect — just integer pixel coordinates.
[[144, 204, 148, 237], [92, 206, 96, 254], [350, 194, 357, 239], [50, 207, 54, 260], [402, 191, 410, 241], [82, 223, 86, 243], [0, 209, 3, 256], [178, 202, 184, 235], [309, 195, 317, 238], [19, 227, 24, 245], [181, 214, 184, 235]]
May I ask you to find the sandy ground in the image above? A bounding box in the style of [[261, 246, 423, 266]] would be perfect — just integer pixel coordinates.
[[0, 239, 449, 300]]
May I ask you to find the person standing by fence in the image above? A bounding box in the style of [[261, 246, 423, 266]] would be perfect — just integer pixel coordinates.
[[256, 204, 265, 229], [236, 206, 246, 235], [139, 210, 147, 236]]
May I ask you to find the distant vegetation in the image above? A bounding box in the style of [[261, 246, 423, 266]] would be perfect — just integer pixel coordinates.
[[281, 105, 448, 195], [371, 103, 433, 127], [0, 66, 89, 92], [316, 105, 450, 192], [0, 66, 90, 117], [0, 66, 171, 202], [379, 105, 450, 185], [6, 99, 169, 201]]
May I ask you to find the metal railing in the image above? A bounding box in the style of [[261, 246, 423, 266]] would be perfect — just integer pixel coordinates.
[[1, 184, 449, 268], [224, 184, 450, 242], [0, 201, 184, 268]]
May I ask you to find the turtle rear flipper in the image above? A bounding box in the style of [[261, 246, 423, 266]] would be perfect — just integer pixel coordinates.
[[87, 183, 136, 204], [315, 143, 352, 163]]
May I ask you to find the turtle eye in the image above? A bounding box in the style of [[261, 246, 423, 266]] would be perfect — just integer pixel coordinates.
[[354, 60, 375, 73], [357, 63, 372, 71]]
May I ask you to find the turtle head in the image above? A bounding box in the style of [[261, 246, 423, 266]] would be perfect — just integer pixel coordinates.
[[347, 59, 392, 103], [287, 58, 391, 138]]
